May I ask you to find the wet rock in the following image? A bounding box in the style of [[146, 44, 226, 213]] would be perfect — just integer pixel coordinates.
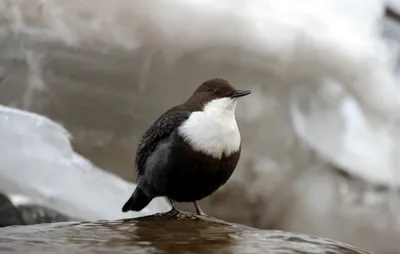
[[0, 193, 74, 227], [0, 211, 370, 254], [0, 194, 25, 227]]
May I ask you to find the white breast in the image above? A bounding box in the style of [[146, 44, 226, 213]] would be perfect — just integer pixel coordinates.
[[178, 97, 241, 159]]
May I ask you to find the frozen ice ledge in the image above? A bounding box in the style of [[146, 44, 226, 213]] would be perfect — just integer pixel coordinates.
[[0, 105, 171, 221]]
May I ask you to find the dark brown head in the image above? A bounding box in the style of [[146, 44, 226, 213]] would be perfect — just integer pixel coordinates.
[[186, 78, 251, 110]]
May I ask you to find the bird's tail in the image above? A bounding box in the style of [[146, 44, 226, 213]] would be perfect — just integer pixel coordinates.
[[122, 187, 153, 212]]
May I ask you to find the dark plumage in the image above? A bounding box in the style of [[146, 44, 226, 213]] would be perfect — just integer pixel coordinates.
[[122, 78, 251, 215]]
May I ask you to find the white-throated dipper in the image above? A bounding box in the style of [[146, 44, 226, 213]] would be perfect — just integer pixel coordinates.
[[122, 78, 251, 215]]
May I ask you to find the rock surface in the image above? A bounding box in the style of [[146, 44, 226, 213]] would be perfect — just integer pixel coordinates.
[[0, 212, 371, 254]]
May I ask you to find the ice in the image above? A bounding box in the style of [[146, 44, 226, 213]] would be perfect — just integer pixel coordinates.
[[0, 105, 171, 221], [287, 1, 400, 189], [291, 83, 400, 187], [2, 0, 399, 118], [116, 0, 395, 119]]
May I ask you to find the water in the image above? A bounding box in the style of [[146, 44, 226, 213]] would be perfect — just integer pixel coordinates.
[[0, 212, 371, 254]]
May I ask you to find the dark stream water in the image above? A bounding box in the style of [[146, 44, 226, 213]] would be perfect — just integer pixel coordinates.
[[0, 212, 371, 254]]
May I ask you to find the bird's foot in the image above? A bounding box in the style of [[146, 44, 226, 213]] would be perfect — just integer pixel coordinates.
[[166, 198, 191, 217], [166, 198, 210, 218], [196, 210, 209, 217], [168, 207, 186, 215]]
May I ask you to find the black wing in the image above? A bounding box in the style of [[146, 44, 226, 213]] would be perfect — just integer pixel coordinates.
[[135, 109, 191, 176]]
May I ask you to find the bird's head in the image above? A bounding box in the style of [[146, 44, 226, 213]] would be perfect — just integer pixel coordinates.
[[187, 78, 251, 114]]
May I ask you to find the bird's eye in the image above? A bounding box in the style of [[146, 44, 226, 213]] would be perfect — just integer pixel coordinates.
[[213, 89, 219, 93]]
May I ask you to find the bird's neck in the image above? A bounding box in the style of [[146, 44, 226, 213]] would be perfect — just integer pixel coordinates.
[[202, 98, 237, 121]]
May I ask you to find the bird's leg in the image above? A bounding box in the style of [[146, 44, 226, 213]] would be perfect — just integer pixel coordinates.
[[193, 201, 207, 216], [167, 197, 184, 214]]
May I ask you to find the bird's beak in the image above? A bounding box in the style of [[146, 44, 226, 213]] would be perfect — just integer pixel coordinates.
[[231, 90, 251, 98]]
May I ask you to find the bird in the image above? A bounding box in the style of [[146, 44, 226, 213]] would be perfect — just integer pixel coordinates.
[[122, 78, 251, 216]]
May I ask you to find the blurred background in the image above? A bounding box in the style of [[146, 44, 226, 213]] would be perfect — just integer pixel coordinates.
[[1, 0, 400, 253]]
